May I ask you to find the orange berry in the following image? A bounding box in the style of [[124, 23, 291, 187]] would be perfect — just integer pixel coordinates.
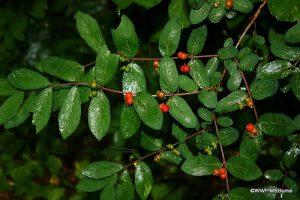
[[247, 99, 254, 108], [156, 90, 165, 99], [213, 169, 220, 176], [219, 167, 226, 175], [225, 0, 233, 9], [153, 60, 160, 68], [154, 154, 161, 162], [177, 51, 188, 60], [219, 173, 227, 180]]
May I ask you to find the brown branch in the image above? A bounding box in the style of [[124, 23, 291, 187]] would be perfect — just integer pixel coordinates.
[[83, 61, 96, 68], [235, 0, 268, 48], [213, 112, 230, 193]]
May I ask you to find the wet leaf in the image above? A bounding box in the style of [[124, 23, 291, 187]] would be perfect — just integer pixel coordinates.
[[159, 57, 179, 93], [135, 162, 153, 200], [0, 91, 24, 125], [82, 161, 123, 179]]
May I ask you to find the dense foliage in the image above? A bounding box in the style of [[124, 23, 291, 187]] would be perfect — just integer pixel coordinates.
[[0, 0, 300, 199]]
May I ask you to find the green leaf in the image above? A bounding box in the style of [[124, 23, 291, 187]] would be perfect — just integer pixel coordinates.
[[38, 57, 84, 82], [227, 156, 262, 181], [268, 0, 300, 22], [134, 0, 161, 9], [161, 151, 183, 165], [135, 162, 153, 200], [189, 2, 212, 25], [116, 170, 134, 200], [219, 127, 239, 146], [251, 78, 279, 100], [208, 0, 226, 23], [134, 92, 163, 130], [239, 132, 263, 161], [0, 91, 24, 125], [259, 113, 295, 136], [228, 187, 254, 200], [285, 22, 300, 43], [111, 15, 139, 57], [95, 51, 119, 85], [187, 25, 207, 55], [5, 91, 36, 129], [76, 11, 108, 53], [159, 57, 179, 93], [78, 68, 94, 104], [178, 75, 198, 92], [290, 73, 300, 101], [227, 70, 242, 92], [215, 90, 247, 113], [264, 169, 283, 181], [257, 60, 292, 79], [198, 90, 217, 109], [187, 0, 204, 9], [159, 18, 181, 57], [0, 78, 18, 96], [206, 57, 219, 77], [112, 0, 133, 9], [283, 177, 298, 192], [178, 143, 193, 159], [197, 107, 213, 122], [270, 41, 300, 62], [294, 114, 300, 130], [188, 59, 210, 89], [52, 88, 69, 112], [232, 0, 253, 13], [120, 105, 141, 138], [141, 132, 163, 151], [217, 46, 238, 60], [181, 155, 222, 176], [168, 0, 190, 29], [88, 91, 111, 141], [100, 184, 117, 200], [196, 132, 218, 149], [7, 68, 49, 90], [217, 116, 233, 127], [82, 161, 123, 179], [122, 62, 146, 94], [167, 96, 197, 128], [239, 53, 259, 72], [172, 123, 187, 142], [58, 87, 81, 139], [283, 145, 300, 168], [32, 88, 52, 133]]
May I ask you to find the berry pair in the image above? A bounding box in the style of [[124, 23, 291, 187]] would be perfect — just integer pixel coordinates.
[[238, 97, 254, 109], [213, 167, 227, 180], [245, 123, 257, 136], [177, 51, 188, 60], [160, 103, 169, 112], [124, 92, 133, 106]]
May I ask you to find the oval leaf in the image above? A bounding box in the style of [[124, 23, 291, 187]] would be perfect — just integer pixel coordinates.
[[167, 96, 197, 128], [290, 73, 300, 101], [215, 90, 247, 113], [120, 105, 141, 138], [135, 162, 153, 200], [232, 0, 253, 13], [82, 161, 123, 179], [217, 46, 238, 60], [219, 127, 239, 146], [122, 62, 146, 94], [178, 75, 198, 92], [141, 132, 163, 151], [239, 132, 263, 161], [7, 68, 49, 90], [38, 57, 84, 82], [116, 170, 134, 200], [58, 87, 81, 139], [208, 1, 226, 23], [198, 90, 217, 108], [0, 91, 24, 125], [257, 60, 292, 79], [227, 156, 262, 181], [187, 25, 207, 55], [76, 176, 116, 192], [159, 18, 181, 57], [76, 11, 108, 53], [264, 169, 283, 181], [32, 88, 52, 133], [189, 2, 212, 25], [259, 113, 295, 136], [285, 22, 300, 43], [181, 155, 222, 176], [268, 0, 300, 22], [188, 59, 210, 89], [251, 78, 279, 100], [88, 91, 111, 141], [95, 51, 119, 85], [111, 15, 139, 57], [159, 57, 179, 93], [134, 92, 163, 130]]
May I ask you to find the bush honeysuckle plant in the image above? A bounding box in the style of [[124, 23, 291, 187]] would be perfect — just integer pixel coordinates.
[[0, 0, 300, 199]]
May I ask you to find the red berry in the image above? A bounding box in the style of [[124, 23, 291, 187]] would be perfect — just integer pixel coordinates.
[[177, 51, 187, 60], [180, 65, 190, 73], [213, 169, 220, 176], [219, 173, 227, 180], [219, 167, 226, 175], [225, 0, 233, 9], [153, 60, 160, 68], [246, 123, 255, 133], [124, 92, 134, 106], [160, 103, 169, 112]]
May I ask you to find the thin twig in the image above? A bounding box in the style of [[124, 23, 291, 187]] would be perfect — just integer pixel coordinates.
[[235, 0, 268, 48], [213, 112, 230, 193]]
